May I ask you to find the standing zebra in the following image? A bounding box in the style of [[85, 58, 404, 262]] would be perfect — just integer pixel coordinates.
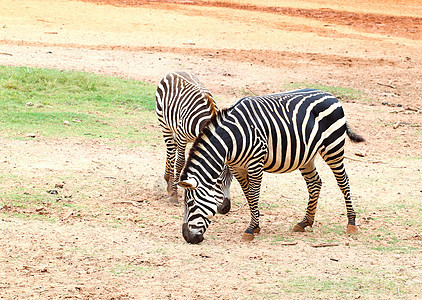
[[156, 71, 232, 212], [178, 89, 364, 244]]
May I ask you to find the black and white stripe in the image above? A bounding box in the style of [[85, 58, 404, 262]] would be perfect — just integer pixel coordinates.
[[156, 71, 232, 210], [179, 89, 364, 244]]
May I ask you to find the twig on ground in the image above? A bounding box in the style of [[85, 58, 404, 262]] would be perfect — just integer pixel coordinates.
[[113, 200, 143, 208], [231, 200, 248, 212], [280, 241, 298, 246], [311, 242, 339, 248], [245, 87, 258, 96], [377, 81, 396, 89], [62, 210, 78, 221], [344, 155, 365, 162], [344, 156, 385, 164]]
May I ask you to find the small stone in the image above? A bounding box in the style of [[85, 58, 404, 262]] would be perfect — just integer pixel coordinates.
[[355, 150, 366, 157], [25, 133, 36, 138], [63, 120, 70, 126]]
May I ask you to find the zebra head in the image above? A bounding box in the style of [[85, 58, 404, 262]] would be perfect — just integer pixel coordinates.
[[179, 177, 217, 244]]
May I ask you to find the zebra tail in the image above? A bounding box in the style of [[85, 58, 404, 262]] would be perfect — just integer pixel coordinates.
[[346, 123, 365, 143]]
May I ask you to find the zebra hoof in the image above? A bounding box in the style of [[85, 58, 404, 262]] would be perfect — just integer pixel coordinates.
[[168, 195, 179, 204], [167, 189, 179, 204], [346, 225, 358, 234], [241, 233, 254, 242], [292, 224, 305, 233]]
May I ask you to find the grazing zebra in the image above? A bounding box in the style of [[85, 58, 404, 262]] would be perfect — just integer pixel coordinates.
[[178, 89, 364, 244], [156, 71, 232, 212]]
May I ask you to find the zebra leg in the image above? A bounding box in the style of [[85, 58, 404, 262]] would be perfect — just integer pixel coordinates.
[[232, 167, 262, 241], [321, 146, 358, 234], [293, 161, 322, 232], [172, 139, 187, 203], [163, 129, 178, 203], [328, 159, 358, 234]]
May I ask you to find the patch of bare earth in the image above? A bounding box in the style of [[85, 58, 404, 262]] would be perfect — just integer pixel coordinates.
[[0, 0, 421, 298]]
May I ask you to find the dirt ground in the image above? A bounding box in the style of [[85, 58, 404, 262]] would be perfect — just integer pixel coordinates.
[[0, 0, 421, 299]]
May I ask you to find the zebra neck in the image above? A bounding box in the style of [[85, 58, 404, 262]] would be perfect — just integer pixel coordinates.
[[193, 143, 227, 187], [183, 133, 228, 189], [182, 109, 233, 186]]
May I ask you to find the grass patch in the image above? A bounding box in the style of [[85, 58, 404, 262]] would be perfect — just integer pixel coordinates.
[[0, 66, 155, 109], [0, 172, 89, 222], [283, 82, 367, 103], [370, 245, 419, 253], [270, 235, 297, 244], [258, 202, 280, 210], [3, 211, 58, 223], [0, 66, 159, 143], [276, 273, 405, 298], [111, 263, 151, 277]]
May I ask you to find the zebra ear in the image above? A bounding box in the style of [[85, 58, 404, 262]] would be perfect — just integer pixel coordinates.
[[178, 178, 198, 189]]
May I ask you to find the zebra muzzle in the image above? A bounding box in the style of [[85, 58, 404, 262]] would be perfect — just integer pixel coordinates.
[[217, 197, 231, 215], [182, 223, 204, 244]]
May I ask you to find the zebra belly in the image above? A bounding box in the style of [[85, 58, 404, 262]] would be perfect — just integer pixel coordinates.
[[263, 147, 317, 174]]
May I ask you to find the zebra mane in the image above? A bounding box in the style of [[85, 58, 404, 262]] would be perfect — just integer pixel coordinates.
[[181, 108, 231, 181], [204, 93, 217, 117]]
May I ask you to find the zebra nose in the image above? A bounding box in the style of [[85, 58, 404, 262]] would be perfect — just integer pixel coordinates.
[[217, 197, 231, 215], [182, 223, 204, 244]]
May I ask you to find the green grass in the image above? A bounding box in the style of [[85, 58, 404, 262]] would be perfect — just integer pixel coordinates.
[[370, 245, 419, 253], [283, 82, 367, 102], [269, 235, 297, 244], [111, 263, 151, 277], [0, 188, 78, 222], [268, 265, 419, 299], [0, 66, 158, 143], [0, 66, 155, 109], [0, 172, 89, 222]]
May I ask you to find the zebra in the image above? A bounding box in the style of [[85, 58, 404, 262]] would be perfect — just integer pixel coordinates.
[[155, 71, 232, 213], [178, 89, 365, 244]]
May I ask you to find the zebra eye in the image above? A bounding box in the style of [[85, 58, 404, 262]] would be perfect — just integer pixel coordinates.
[[184, 190, 196, 207]]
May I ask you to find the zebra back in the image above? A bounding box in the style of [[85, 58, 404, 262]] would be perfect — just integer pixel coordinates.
[[182, 89, 357, 181], [156, 71, 217, 141]]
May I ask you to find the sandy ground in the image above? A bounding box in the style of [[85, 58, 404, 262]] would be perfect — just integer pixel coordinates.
[[0, 0, 421, 299]]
